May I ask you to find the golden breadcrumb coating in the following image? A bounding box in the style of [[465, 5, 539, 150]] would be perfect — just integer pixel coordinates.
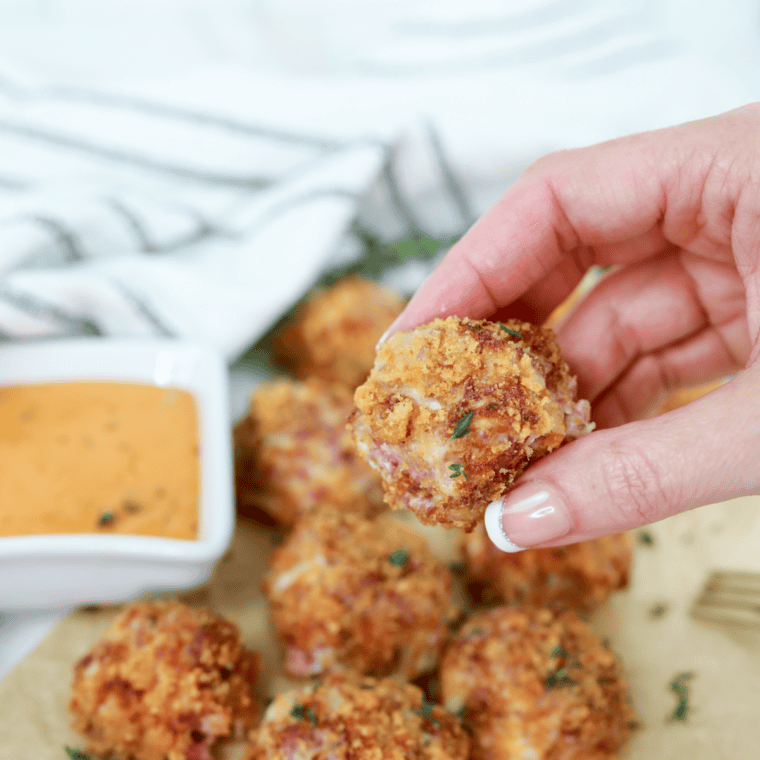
[[440, 607, 634, 760], [274, 276, 406, 389], [69, 601, 262, 760], [350, 317, 592, 531], [462, 524, 632, 612], [263, 510, 460, 679], [244, 670, 469, 760], [234, 378, 384, 526]]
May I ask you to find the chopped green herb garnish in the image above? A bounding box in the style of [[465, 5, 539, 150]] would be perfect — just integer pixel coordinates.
[[65, 749, 91, 760], [98, 511, 114, 527], [290, 702, 319, 725], [650, 604, 668, 618], [389, 548, 409, 566], [550, 646, 567, 658], [638, 531, 654, 546], [359, 683, 375, 690], [413, 697, 442, 726], [451, 411, 474, 439], [544, 667, 573, 690], [670, 672, 693, 722], [448, 463, 469, 481], [499, 323, 523, 339]]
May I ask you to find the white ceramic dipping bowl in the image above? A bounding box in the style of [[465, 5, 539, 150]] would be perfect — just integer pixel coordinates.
[[0, 339, 233, 611]]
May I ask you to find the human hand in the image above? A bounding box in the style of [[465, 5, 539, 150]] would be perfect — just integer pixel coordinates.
[[382, 104, 760, 551]]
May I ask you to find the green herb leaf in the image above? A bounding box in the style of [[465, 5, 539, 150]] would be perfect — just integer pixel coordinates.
[[290, 701, 319, 726], [451, 411, 474, 439], [98, 511, 114, 527], [638, 531, 654, 546], [550, 646, 567, 658], [650, 604, 668, 619], [448, 463, 469, 481], [499, 323, 523, 339], [65, 749, 91, 760], [670, 672, 693, 722], [389, 548, 409, 567], [413, 697, 442, 727], [544, 666, 573, 690]]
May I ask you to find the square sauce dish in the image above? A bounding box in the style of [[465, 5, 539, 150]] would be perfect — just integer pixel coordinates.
[[0, 339, 233, 610]]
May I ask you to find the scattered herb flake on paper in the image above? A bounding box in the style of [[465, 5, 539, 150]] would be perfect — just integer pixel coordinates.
[[669, 672, 694, 722], [637, 531, 654, 546], [65, 749, 91, 760]]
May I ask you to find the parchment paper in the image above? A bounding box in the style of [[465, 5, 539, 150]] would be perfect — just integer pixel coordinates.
[[2, 498, 760, 760]]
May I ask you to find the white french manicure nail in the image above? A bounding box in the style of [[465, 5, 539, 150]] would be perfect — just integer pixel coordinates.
[[485, 499, 525, 553]]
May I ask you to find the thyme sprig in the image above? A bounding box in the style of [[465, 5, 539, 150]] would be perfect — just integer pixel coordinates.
[[448, 463, 469, 481]]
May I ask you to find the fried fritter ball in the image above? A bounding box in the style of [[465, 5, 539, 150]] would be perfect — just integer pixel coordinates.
[[350, 317, 592, 531], [462, 523, 633, 612], [440, 607, 634, 760], [274, 275, 406, 389], [263, 509, 460, 679], [69, 601, 262, 760], [244, 670, 470, 760], [234, 378, 384, 526]]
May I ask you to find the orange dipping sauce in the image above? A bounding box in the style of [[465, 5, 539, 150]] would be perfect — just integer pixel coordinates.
[[0, 382, 199, 539]]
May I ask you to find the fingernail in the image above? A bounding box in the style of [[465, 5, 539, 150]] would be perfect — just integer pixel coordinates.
[[376, 328, 392, 350], [376, 321, 400, 350], [485, 499, 525, 552], [499, 483, 572, 547]]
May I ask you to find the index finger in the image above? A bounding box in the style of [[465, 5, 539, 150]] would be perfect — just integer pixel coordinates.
[[383, 110, 740, 336]]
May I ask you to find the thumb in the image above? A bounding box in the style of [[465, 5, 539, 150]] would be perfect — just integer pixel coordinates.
[[485, 366, 760, 552]]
